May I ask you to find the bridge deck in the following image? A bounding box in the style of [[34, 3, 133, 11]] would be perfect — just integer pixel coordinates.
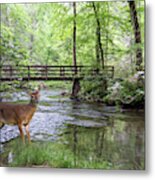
[[0, 65, 114, 81]]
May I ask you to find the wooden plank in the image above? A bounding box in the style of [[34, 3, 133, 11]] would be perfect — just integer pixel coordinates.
[[0, 65, 114, 81]]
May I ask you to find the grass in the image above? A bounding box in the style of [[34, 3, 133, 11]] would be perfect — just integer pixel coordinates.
[[45, 81, 72, 89], [5, 139, 114, 169], [0, 81, 72, 94], [9, 140, 74, 168], [39, 101, 52, 106]]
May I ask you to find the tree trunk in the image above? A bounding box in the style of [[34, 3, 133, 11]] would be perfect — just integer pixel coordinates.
[[92, 2, 104, 68], [128, 1, 143, 71], [73, 2, 77, 72], [96, 27, 100, 65], [71, 3, 80, 98], [71, 79, 81, 98]]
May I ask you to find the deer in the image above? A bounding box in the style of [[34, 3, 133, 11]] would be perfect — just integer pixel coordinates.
[[0, 90, 40, 144]]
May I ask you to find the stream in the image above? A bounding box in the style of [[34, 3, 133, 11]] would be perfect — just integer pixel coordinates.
[[0, 89, 145, 169]]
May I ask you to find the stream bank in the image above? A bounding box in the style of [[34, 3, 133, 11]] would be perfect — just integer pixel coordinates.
[[0, 89, 145, 169]]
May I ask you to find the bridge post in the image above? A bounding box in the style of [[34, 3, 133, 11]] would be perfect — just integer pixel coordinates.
[[10, 66, 13, 81], [28, 66, 30, 81], [71, 78, 80, 98]]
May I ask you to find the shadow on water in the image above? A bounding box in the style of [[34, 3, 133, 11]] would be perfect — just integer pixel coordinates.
[[0, 90, 145, 169]]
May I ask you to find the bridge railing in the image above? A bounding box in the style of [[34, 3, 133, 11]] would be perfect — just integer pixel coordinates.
[[0, 65, 114, 81]]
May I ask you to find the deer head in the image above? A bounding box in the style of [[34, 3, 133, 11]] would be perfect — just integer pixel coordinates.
[[29, 90, 40, 105]]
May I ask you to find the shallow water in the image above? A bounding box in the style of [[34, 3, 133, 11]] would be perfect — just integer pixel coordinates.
[[0, 89, 145, 169]]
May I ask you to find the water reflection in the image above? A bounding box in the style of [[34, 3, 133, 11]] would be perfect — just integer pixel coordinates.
[[61, 115, 144, 169]]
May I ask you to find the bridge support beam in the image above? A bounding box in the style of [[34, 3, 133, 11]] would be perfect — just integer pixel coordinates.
[[71, 79, 80, 98]]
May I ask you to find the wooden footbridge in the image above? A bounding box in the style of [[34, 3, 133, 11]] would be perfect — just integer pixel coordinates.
[[0, 65, 114, 81]]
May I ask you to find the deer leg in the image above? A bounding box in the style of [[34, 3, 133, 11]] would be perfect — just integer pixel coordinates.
[[18, 124, 25, 144], [25, 124, 31, 143]]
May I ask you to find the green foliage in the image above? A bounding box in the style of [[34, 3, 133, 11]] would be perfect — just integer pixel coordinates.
[[79, 75, 107, 102], [1, 2, 144, 67], [0, 4, 31, 65], [103, 73, 144, 107], [8, 140, 113, 169], [0, 83, 11, 92]]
